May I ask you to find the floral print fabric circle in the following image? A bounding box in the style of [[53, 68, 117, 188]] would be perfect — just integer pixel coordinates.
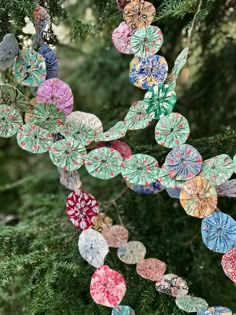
[[122, 154, 159, 185], [17, 124, 53, 154], [155, 274, 189, 298], [127, 180, 164, 194], [112, 22, 134, 54], [34, 6, 49, 30], [123, 0, 156, 30], [0, 34, 19, 71], [155, 112, 190, 148], [197, 306, 233, 315], [180, 176, 217, 218], [144, 84, 177, 120], [124, 101, 153, 130], [201, 211, 236, 253], [90, 265, 126, 307], [85, 147, 123, 179], [129, 55, 168, 90], [61, 121, 95, 146], [221, 248, 236, 283], [165, 144, 203, 181], [66, 189, 99, 230], [117, 241, 146, 264], [200, 154, 234, 186], [78, 229, 109, 268], [136, 258, 166, 281], [49, 137, 86, 171], [13, 48, 46, 87], [97, 140, 132, 160], [131, 26, 163, 58], [175, 295, 209, 313], [36, 78, 74, 115], [112, 305, 135, 315], [102, 225, 129, 248], [0, 105, 23, 138]]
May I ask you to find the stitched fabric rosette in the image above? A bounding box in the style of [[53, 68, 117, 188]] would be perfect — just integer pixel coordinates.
[[0, 34, 19, 70], [112, 22, 134, 54], [0, 104, 23, 138]]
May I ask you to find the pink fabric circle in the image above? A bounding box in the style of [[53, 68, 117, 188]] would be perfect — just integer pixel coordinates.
[[97, 140, 132, 160], [36, 78, 73, 115], [112, 22, 134, 54]]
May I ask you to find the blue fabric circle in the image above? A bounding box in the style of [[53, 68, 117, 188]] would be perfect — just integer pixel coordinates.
[[112, 305, 135, 315], [197, 306, 232, 315], [201, 211, 236, 253], [166, 187, 181, 199], [39, 43, 58, 79], [128, 180, 164, 195]]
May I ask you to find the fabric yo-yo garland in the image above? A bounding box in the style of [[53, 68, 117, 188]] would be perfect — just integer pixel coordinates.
[[0, 1, 235, 314]]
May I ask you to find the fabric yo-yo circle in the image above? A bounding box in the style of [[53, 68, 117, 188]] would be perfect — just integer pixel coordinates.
[[17, 124, 54, 153], [95, 121, 128, 142], [233, 154, 236, 173], [66, 189, 99, 230], [144, 84, 177, 120], [117, 241, 146, 264], [126, 180, 164, 195], [112, 22, 134, 54], [165, 144, 203, 181], [0, 34, 19, 71], [180, 176, 217, 218], [66, 110, 103, 134], [90, 265, 126, 307], [102, 225, 129, 248], [157, 164, 185, 189], [123, 0, 156, 30], [34, 5, 50, 30], [124, 101, 153, 130], [155, 273, 189, 298], [0, 84, 30, 112], [61, 121, 95, 146], [129, 55, 168, 90], [28, 102, 66, 132], [197, 306, 233, 315], [93, 213, 113, 233], [49, 137, 86, 171], [112, 305, 135, 315], [78, 229, 109, 268], [131, 25, 163, 58], [136, 258, 166, 281], [201, 211, 236, 253], [13, 48, 46, 87], [216, 179, 236, 198], [175, 295, 209, 313], [155, 112, 190, 148], [200, 154, 234, 186], [171, 47, 189, 79], [122, 154, 159, 186], [36, 78, 74, 115], [116, 0, 131, 11], [58, 168, 82, 191], [166, 187, 181, 199], [221, 248, 236, 283], [85, 147, 123, 180], [96, 140, 132, 160], [0, 104, 23, 138], [39, 43, 58, 79]]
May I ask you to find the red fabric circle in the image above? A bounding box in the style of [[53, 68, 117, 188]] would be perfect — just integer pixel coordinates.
[[97, 140, 132, 160], [221, 248, 236, 283]]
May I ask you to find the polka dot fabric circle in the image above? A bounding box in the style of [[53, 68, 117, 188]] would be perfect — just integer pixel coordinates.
[[131, 26, 163, 58], [97, 140, 132, 160], [122, 154, 159, 186], [36, 78, 73, 115], [197, 306, 233, 315], [102, 225, 129, 248], [221, 248, 236, 283], [95, 121, 127, 142], [13, 48, 46, 87], [136, 258, 166, 281], [0, 105, 23, 138], [200, 154, 234, 186], [155, 274, 189, 298], [201, 211, 236, 253], [165, 144, 203, 180], [112, 22, 134, 54], [90, 265, 126, 307], [123, 0, 156, 30], [127, 180, 164, 195], [176, 296, 209, 313], [233, 154, 236, 173], [85, 147, 123, 180], [180, 176, 217, 218], [157, 164, 185, 189], [17, 124, 54, 154], [117, 241, 146, 264], [112, 305, 135, 315], [66, 189, 99, 230], [155, 113, 190, 148], [144, 84, 177, 120], [61, 121, 95, 146], [124, 101, 153, 130], [129, 55, 168, 90], [49, 137, 86, 172]]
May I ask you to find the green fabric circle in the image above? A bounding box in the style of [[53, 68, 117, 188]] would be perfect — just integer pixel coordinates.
[[157, 164, 185, 188], [0, 104, 23, 138], [122, 154, 160, 185], [61, 121, 95, 146], [155, 112, 190, 148], [200, 154, 234, 186], [130, 26, 163, 58], [49, 137, 86, 171], [85, 147, 123, 180], [0, 84, 30, 111], [233, 154, 236, 173], [175, 295, 208, 313], [17, 124, 54, 153], [95, 121, 127, 142], [29, 102, 66, 132], [144, 84, 177, 120], [124, 101, 153, 130]]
